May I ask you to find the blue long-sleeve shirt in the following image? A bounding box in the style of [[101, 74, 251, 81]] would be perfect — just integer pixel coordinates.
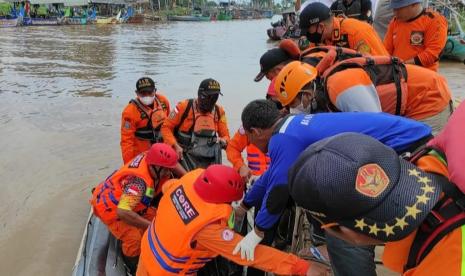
[[243, 112, 431, 231]]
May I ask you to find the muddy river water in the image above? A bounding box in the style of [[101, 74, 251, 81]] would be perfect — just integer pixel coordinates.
[[0, 20, 464, 275]]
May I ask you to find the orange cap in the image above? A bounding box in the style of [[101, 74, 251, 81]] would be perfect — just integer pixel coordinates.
[[274, 61, 318, 106]]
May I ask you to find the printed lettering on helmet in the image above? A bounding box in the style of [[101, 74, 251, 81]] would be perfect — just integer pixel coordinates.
[[410, 31, 424, 46], [170, 186, 199, 225], [128, 153, 144, 168], [355, 164, 390, 198]]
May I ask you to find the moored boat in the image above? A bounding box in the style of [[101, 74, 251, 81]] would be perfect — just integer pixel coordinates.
[[0, 16, 20, 27], [168, 14, 210, 21], [31, 17, 62, 25]]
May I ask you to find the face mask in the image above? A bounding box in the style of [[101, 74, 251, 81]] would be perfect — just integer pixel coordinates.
[[289, 93, 313, 114], [306, 25, 324, 44], [198, 93, 219, 113], [139, 96, 155, 106]]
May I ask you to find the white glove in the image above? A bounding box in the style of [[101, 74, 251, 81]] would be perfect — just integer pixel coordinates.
[[232, 229, 263, 261]]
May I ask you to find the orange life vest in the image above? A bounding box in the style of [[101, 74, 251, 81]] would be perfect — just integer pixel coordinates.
[[321, 56, 409, 115], [139, 169, 232, 275], [91, 153, 156, 225], [131, 97, 168, 143], [246, 144, 270, 176], [175, 99, 220, 147], [300, 46, 363, 74]]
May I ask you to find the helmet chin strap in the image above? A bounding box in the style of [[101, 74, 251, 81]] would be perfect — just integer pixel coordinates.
[[149, 165, 162, 188]]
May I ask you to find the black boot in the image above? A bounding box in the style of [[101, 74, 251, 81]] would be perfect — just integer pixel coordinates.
[[122, 255, 139, 275]]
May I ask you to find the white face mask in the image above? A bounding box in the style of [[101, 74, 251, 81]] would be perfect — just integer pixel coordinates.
[[139, 96, 155, 106], [290, 101, 311, 114]]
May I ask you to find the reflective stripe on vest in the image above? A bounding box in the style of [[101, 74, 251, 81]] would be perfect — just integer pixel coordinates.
[[246, 145, 270, 176]]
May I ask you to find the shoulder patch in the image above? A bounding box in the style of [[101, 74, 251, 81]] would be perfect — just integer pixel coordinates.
[[220, 114, 227, 123], [123, 120, 131, 129], [355, 40, 371, 54], [170, 185, 199, 224], [169, 110, 177, 119]]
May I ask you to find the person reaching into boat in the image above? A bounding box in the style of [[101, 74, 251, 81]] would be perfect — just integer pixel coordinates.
[[137, 164, 331, 276], [288, 132, 465, 275], [299, 2, 388, 55], [161, 78, 230, 171], [90, 143, 181, 274], [120, 77, 171, 164], [383, 0, 448, 72], [233, 100, 433, 276]]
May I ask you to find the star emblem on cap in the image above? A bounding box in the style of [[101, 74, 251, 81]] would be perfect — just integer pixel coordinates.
[[369, 223, 380, 235], [382, 224, 395, 237], [420, 184, 435, 194], [416, 194, 430, 205], [395, 217, 409, 230], [355, 218, 367, 231], [405, 204, 422, 219], [408, 169, 420, 177], [418, 176, 431, 185]]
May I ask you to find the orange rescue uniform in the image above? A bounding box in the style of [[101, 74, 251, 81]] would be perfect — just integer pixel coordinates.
[[121, 94, 170, 164], [137, 169, 310, 275], [384, 9, 448, 72], [326, 64, 451, 120], [91, 152, 167, 257], [226, 128, 270, 175], [382, 155, 465, 275], [325, 17, 389, 56], [161, 99, 230, 147]]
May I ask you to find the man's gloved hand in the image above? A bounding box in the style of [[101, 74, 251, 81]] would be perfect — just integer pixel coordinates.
[[232, 228, 263, 261]]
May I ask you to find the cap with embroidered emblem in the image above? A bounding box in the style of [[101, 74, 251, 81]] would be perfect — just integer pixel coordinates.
[[288, 132, 444, 241]]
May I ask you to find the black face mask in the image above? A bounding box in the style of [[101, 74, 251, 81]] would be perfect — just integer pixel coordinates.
[[306, 31, 323, 44], [198, 93, 219, 113]]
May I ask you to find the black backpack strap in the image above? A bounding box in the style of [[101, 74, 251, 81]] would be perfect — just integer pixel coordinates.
[[405, 175, 465, 271], [174, 99, 194, 135], [391, 57, 403, 115]]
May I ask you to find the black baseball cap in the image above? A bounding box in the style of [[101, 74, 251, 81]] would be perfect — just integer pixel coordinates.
[[288, 133, 443, 242], [136, 77, 156, 93], [198, 78, 223, 95], [254, 48, 291, 82], [299, 2, 332, 34]]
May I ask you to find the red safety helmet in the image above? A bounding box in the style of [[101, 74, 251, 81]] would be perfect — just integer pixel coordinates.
[[146, 143, 178, 168], [194, 165, 245, 204]]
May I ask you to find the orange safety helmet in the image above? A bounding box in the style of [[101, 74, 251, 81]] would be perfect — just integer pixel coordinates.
[[194, 164, 245, 204], [274, 61, 318, 106], [146, 143, 179, 168]]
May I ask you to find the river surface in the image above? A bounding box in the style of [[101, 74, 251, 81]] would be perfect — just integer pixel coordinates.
[[0, 20, 464, 275]]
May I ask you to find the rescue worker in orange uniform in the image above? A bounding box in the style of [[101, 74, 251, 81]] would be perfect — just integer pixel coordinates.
[[161, 78, 230, 171], [137, 165, 331, 276], [299, 2, 389, 55], [288, 132, 465, 276], [384, 0, 447, 72], [121, 77, 171, 164], [275, 60, 452, 134], [90, 143, 179, 273]]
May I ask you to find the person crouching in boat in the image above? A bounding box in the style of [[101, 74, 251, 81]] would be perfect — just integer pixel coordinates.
[[121, 77, 171, 164], [137, 164, 331, 276], [90, 143, 181, 274], [161, 78, 230, 171]]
